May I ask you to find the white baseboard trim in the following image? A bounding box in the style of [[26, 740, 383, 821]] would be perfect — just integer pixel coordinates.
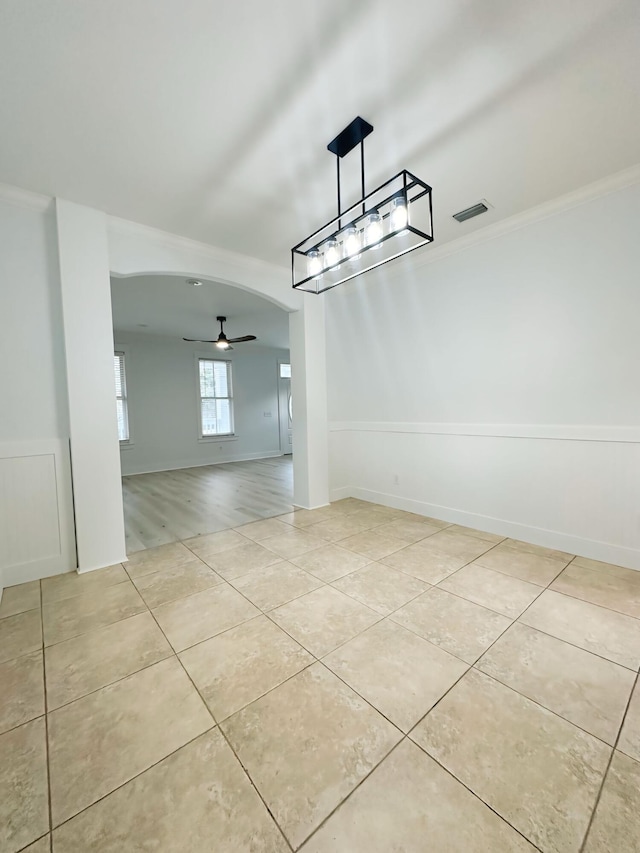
[[332, 485, 640, 571], [329, 486, 353, 502], [77, 553, 129, 574], [3, 556, 76, 587], [122, 450, 285, 477], [292, 502, 332, 511]]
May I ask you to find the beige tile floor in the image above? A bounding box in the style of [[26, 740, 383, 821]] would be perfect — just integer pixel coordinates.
[[2, 498, 640, 852]]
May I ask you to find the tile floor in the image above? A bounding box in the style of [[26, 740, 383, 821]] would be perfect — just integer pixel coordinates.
[[2, 498, 640, 852]]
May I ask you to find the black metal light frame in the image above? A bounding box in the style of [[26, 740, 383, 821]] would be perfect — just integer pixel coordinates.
[[292, 117, 433, 294]]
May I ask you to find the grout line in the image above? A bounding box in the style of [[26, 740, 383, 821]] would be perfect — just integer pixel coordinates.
[[14, 832, 51, 853], [396, 589, 554, 849], [470, 554, 570, 587], [404, 574, 631, 851], [578, 668, 640, 853], [372, 557, 639, 673], [29, 498, 638, 849], [291, 727, 408, 850], [510, 617, 639, 673], [39, 579, 54, 846], [539, 577, 640, 622], [470, 666, 621, 750], [408, 739, 546, 852], [47, 726, 217, 837], [39, 595, 148, 652], [44, 647, 175, 715], [0, 603, 42, 624], [194, 572, 502, 849], [145, 601, 296, 853], [326, 574, 430, 620], [534, 578, 640, 621], [211, 722, 296, 853]]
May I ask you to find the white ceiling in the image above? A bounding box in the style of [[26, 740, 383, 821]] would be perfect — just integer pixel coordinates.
[[111, 275, 290, 348], [1, 1, 639, 268]]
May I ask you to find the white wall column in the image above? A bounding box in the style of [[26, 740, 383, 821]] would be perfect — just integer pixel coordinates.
[[290, 297, 329, 509], [56, 200, 127, 572]]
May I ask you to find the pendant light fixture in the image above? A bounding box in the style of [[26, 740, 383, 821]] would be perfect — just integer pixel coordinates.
[[292, 117, 433, 293]]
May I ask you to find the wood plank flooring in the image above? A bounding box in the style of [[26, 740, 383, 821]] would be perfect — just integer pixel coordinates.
[[122, 456, 293, 553]]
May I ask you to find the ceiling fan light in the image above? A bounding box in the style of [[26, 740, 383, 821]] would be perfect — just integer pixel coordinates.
[[364, 211, 383, 247], [216, 339, 230, 350]]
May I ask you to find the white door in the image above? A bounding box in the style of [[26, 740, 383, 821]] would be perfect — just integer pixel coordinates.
[[278, 362, 292, 455]]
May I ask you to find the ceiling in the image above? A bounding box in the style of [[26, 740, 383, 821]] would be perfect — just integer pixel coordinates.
[[111, 275, 290, 348], [1, 1, 639, 268]]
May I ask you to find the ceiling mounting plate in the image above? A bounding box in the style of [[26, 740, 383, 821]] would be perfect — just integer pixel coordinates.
[[327, 116, 374, 158]]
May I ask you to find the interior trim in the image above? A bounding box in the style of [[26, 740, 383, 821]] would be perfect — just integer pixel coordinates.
[[329, 422, 640, 443]]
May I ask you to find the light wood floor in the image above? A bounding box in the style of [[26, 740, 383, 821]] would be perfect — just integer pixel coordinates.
[[122, 456, 293, 553]]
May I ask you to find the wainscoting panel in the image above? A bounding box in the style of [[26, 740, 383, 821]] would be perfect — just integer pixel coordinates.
[[0, 440, 76, 586], [329, 423, 640, 571]]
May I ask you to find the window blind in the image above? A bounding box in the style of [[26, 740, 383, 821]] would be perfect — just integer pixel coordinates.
[[198, 359, 233, 436], [114, 352, 129, 441]]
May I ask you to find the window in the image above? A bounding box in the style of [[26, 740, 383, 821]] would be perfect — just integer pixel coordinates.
[[114, 352, 129, 442], [198, 359, 233, 437], [279, 362, 291, 378]]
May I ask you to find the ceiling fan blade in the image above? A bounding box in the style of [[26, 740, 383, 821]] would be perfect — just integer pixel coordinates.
[[182, 338, 218, 343], [227, 335, 257, 343]]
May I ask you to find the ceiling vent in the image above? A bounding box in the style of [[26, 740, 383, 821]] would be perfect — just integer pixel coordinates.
[[452, 201, 490, 223]]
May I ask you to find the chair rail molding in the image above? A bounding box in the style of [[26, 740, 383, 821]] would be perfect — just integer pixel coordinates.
[[329, 421, 640, 443]]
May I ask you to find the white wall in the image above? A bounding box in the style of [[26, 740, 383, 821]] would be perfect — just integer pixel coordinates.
[[114, 332, 289, 475], [0, 185, 328, 589], [57, 200, 127, 572], [290, 300, 330, 509], [326, 182, 640, 569], [0, 194, 75, 585]]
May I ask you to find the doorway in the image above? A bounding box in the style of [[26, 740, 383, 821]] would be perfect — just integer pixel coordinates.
[[278, 361, 292, 455]]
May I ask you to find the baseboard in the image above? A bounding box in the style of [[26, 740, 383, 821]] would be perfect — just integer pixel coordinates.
[[78, 555, 128, 575], [2, 555, 76, 587], [329, 486, 352, 502], [122, 450, 285, 477], [332, 485, 640, 571]]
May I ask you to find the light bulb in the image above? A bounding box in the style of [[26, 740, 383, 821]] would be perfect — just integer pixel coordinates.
[[390, 196, 409, 233], [307, 249, 322, 279], [323, 238, 341, 269], [364, 211, 383, 247], [342, 226, 361, 261], [216, 339, 230, 350]]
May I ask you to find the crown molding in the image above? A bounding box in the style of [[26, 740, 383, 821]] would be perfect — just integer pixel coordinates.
[[0, 182, 52, 213], [404, 162, 640, 275], [3, 160, 638, 278], [107, 214, 290, 280]]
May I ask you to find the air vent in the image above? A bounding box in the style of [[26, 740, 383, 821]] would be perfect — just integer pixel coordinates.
[[453, 201, 490, 223]]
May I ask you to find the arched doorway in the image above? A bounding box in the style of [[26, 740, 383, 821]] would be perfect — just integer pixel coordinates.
[[110, 272, 295, 551]]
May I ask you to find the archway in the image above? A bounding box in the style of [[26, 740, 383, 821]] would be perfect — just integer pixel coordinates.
[[111, 271, 295, 550], [56, 199, 328, 573]]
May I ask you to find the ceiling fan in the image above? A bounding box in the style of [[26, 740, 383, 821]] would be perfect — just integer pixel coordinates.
[[183, 315, 257, 351]]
